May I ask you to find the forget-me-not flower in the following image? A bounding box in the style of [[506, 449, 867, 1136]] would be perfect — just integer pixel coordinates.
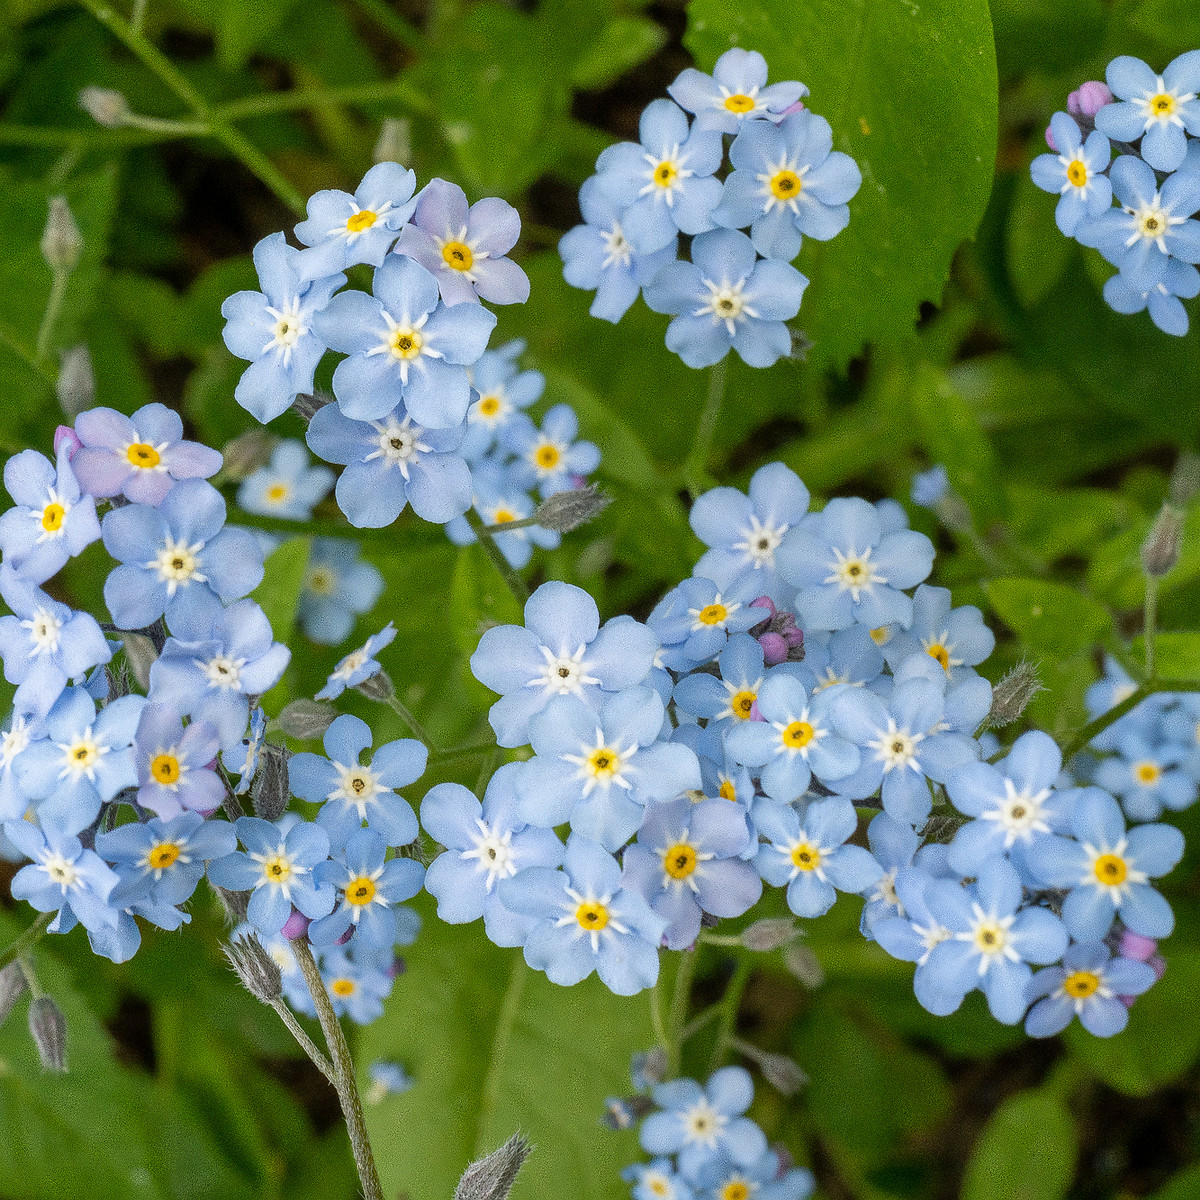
[[237, 439, 334, 521], [668, 48, 807, 134], [299, 538, 384, 645], [1030, 112, 1113, 236], [1103, 257, 1200, 336], [461, 339, 545, 460], [131, 703, 224, 819], [6, 818, 120, 934], [501, 405, 600, 499], [1025, 941, 1157, 1038], [316, 621, 396, 700], [1094, 51, 1200, 173]]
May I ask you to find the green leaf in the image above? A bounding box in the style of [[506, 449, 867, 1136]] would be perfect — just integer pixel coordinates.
[[449, 542, 524, 661], [961, 1090, 1076, 1200], [1006, 147, 1071, 309], [984, 577, 1115, 659], [1131, 632, 1200, 681], [685, 0, 998, 367], [251, 535, 311, 648], [569, 15, 668, 90], [1149, 1164, 1200, 1200], [360, 898, 650, 1200]]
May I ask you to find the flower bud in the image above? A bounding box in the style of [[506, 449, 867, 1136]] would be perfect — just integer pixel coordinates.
[[290, 391, 332, 423], [282, 909, 311, 941], [1067, 81, 1113, 119], [224, 933, 283, 1003], [0, 963, 28, 1026], [278, 698, 336, 741], [40, 196, 83, 272], [985, 660, 1043, 728], [600, 1095, 654, 1130], [251, 742, 292, 822], [1169, 451, 1200, 508], [1118, 929, 1158, 962], [213, 885, 250, 924], [121, 631, 158, 691], [533, 484, 611, 533], [356, 669, 395, 702], [78, 86, 131, 127], [757, 1052, 808, 1096], [374, 117, 412, 166], [782, 942, 824, 988], [1141, 504, 1184, 578], [28, 995, 67, 1072], [219, 428, 275, 481], [54, 424, 82, 459], [56, 344, 95, 418], [454, 1133, 532, 1200], [740, 918, 799, 952]]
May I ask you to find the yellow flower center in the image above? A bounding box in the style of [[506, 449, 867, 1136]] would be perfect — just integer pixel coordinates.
[[263, 854, 292, 883], [148, 842, 181, 870], [927, 642, 951, 671], [1093, 854, 1127, 886], [697, 603, 728, 626], [663, 843, 698, 880], [653, 160, 678, 188], [1151, 93, 1176, 116], [308, 567, 336, 596], [1063, 970, 1101, 999], [719, 779, 738, 803], [41, 503, 65, 532], [791, 843, 821, 871], [724, 93, 755, 113], [723, 1183, 751, 1200], [1066, 160, 1089, 188], [389, 329, 423, 359], [478, 394, 502, 417], [1134, 761, 1162, 786], [576, 902, 609, 931], [492, 508, 517, 525], [869, 625, 891, 645], [346, 209, 377, 233], [588, 746, 620, 780], [127, 442, 161, 468], [730, 690, 756, 719], [150, 753, 181, 784], [442, 240, 474, 271], [770, 169, 802, 200], [346, 876, 377, 906], [534, 443, 561, 471], [331, 978, 356, 997], [782, 720, 814, 749], [266, 483, 291, 504]]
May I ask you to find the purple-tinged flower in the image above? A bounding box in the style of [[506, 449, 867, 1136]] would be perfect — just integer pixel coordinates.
[[501, 405, 600, 499], [668, 48, 807, 134], [6, 818, 120, 933], [0, 446, 100, 585], [293, 161, 418, 280], [71, 403, 222, 506], [315, 622, 395, 700], [396, 178, 529, 306], [1094, 52, 1200, 173], [312, 253, 496, 427], [1030, 113, 1113, 236], [221, 232, 345, 423], [131, 704, 224, 819], [1025, 941, 1157, 1038]]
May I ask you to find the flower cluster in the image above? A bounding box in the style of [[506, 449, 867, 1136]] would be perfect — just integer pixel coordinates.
[[560, 49, 861, 368], [1031, 54, 1200, 334], [222, 167, 598, 568]]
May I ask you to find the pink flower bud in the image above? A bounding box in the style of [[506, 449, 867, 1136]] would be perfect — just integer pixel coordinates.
[[1119, 930, 1158, 962], [1068, 81, 1113, 118], [1045, 123, 1058, 152], [388, 955, 406, 980], [750, 595, 777, 617], [54, 425, 82, 458], [281, 910, 310, 940], [759, 632, 788, 666], [1148, 953, 1167, 982]]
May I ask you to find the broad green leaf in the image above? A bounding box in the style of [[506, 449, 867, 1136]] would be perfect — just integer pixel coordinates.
[[961, 1090, 1077, 1200], [449, 542, 524, 661], [985, 578, 1114, 659], [360, 898, 649, 1200], [216, 0, 303, 70], [685, 0, 998, 367], [570, 15, 668, 90]]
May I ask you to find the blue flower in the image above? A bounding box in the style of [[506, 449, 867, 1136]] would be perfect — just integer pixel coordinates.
[[910, 465, 949, 509], [101, 479, 264, 633], [237, 440, 334, 520], [880, 584, 995, 683], [226, 704, 267, 795], [649, 574, 765, 668], [594, 99, 724, 254], [72, 403, 223, 507], [396, 178, 529, 306], [1103, 257, 1200, 336], [672, 722, 756, 817], [305, 399, 471, 527], [470, 579, 659, 748], [945, 731, 1074, 876], [289, 713, 424, 850], [1084, 656, 1163, 751], [1076, 156, 1200, 291], [444, 480, 559, 569], [0, 709, 43, 821], [499, 834, 666, 994], [1029, 113, 1113, 235], [293, 161, 419, 280], [668, 48, 807, 134], [1025, 941, 1157, 1038], [420, 766, 564, 946], [1026, 786, 1184, 941], [147, 596, 290, 751], [559, 176, 679, 324], [221, 232, 345, 423], [15, 685, 145, 836], [644, 229, 807, 368], [6, 818, 120, 933], [623, 1160, 693, 1200], [206, 815, 336, 936], [1094, 731, 1194, 821], [131, 703, 225, 819], [299, 538, 384, 645], [753, 796, 882, 918], [309, 828, 425, 949], [461, 339, 545, 460], [873, 861, 961, 981], [798, 625, 884, 696], [365, 1060, 415, 1102], [501, 405, 600, 499], [639, 1066, 767, 1178], [723, 673, 859, 802], [622, 796, 760, 949], [0, 565, 111, 717], [0, 446, 101, 585], [674, 633, 779, 733], [316, 942, 397, 1023], [860, 811, 919, 936], [690, 1148, 815, 1200], [917, 857, 1068, 1024], [687, 462, 811, 603], [712, 111, 862, 260], [315, 622, 396, 700], [776, 496, 935, 631], [95, 811, 237, 907], [1094, 52, 1200, 173], [312, 253, 496, 427]]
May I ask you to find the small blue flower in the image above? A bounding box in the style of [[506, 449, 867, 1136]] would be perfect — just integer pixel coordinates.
[[798, 625, 884, 696], [1029, 112, 1113, 235], [623, 1160, 693, 1200], [644, 229, 807, 368], [910, 465, 949, 509], [420, 765, 564, 947], [1026, 786, 1184, 941], [470, 579, 659, 748], [317, 942, 397, 1024], [288, 713, 424, 849], [1094, 52, 1200, 173], [649, 574, 764, 668], [860, 811, 919, 937], [312, 253, 497, 427], [673, 632, 779, 733], [131, 703, 225, 819], [101, 479, 264, 633], [1025, 941, 1157, 1038], [1094, 732, 1194, 822], [753, 796, 882, 918], [305, 400, 471, 527], [501, 405, 600, 499], [776, 496, 935, 631], [226, 704, 267, 795], [237, 440, 334, 520], [639, 1066, 767, 1178], [299, 538, 384, 645], [712, 111, 862, 260], [1084, 656, 1164, 751], [622, 795, 760, 949], [206, 815, 336, 936], [444, 480, 559, 569], [690, 1148, 815, 1200], [461, 339, 545, 460], [293, 161, 419, 280], [365, 1060, 414, 1102], [594, 99, 724, 254], [221, 232, 345, 423], [1102, 257, 1200, 336], [0, 446, 101, 585], [0, 709, 44, 821], [316, 622, 396, 700], [668, 48, 807, 134], [880, 584, 995, 684], [6, 818, 120, 933], [499, 834, 666, 994]]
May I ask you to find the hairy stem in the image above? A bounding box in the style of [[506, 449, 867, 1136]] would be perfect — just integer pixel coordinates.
[[666, 949, 698, 1078], [0, 912, 53, 972], [268, 997, 337, 1085], [385, 693, 435, 750], [709, 960, 751, 1073], [35, 268, 71, 365], [465, 509, 530, 606], [1144, 575, 1160, 681]]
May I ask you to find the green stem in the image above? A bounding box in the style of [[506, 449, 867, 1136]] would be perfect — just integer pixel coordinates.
[[665, 949, 698, 1078], [679, 1003, 723, 1043], [466, 509, 530, 606], [16, 956, 45, 999], [482, 515, 542, 534], [291, 937, 384, 1200], [35, 268, 71, 365], [683, 361, 727, 499], [131, 0, 148, 33], [1144, 575, 1160, 681], [709, 960, 751, 1074], [344, 0, 427, 51], [384, 693, 434, 749], [650, 974, 669, 1056], [268, 997, 337, 1085], [0, 912, 53, 972], [429, 740, 497, 766], [1059, 678, 1200, 762], [217, 80, 436, 121], [697, 932, 741, 947], [0, 317, 56, 384], [0, 124, 167, 147]]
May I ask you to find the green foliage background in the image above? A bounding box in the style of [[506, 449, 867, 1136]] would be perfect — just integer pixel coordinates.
[[1, 1, 1200, 1198]]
